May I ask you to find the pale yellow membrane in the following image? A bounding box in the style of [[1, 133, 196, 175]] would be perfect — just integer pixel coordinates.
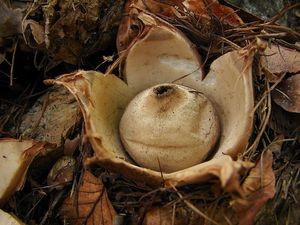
[[0, 209, 25, 225], [0, 139, 35, 205]]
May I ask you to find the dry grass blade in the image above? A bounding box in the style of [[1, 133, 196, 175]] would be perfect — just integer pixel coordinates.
[[246, 75, 275, 158]]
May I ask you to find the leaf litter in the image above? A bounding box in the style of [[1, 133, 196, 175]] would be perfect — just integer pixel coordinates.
[[0, 0, 300, 225]]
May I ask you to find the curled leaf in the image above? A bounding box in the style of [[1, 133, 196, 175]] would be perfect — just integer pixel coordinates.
[[233, 150, 275, 225], [60, 170, 117, 225], [23, 20, 45, 45], [64, 135, 81, 156], [47, 156, 76, 190]]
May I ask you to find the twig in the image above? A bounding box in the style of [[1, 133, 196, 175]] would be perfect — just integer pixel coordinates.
[[246, 82, 272, 157], [40, 191, 65, 225], [10, 38, 18, 86]]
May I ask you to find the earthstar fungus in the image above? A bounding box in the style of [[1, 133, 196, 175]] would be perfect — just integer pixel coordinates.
[[47, 12, 255, 188]]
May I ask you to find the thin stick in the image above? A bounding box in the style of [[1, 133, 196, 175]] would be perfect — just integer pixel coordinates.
[[246, 82, 272, 156], [10, 39, 18, 86]]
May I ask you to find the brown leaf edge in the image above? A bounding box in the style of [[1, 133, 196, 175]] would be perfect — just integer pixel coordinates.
[[232, 150, 275, 225], [60, 170, 117, 225]]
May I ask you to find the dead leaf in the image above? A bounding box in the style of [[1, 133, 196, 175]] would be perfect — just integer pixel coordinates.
[[117, 0, 243, 51], [16, 86, 81, 147], [267, 135, 284, 159], [272, 74, 300, 113], [184, 0, 243, 27], [60, 170, 117, 225], [232, 150, 275, 225], [47, 156, 76, 190], [23, 20, 45, 45], [142, 206, 199, 225], [24, 0, 125, 67], [0, 3, 23, 38], [64, 135, 81, 156], [261, 43, 300, 74]]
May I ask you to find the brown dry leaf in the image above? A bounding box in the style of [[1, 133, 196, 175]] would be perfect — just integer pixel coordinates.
[[232, 150, 275, 225], [24, 0, 125, 68], [117, 0, 243, 51], [117, 0, 176, 52], [64, 135, 81, 156], [0, 3, 23, 38], [142, 201, 241, 225], [142, 206, 199, 225], [183, 0, 243, 27], [17, 86, 81, 147], [60, 170, 117, 225], [135, 0, 181, 17], [47, 156, 76, 190], [261, 43, 300, 75], [23, 20, 45, 45], [0, 139, 47, 206], [272, 74, 300, 113]]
